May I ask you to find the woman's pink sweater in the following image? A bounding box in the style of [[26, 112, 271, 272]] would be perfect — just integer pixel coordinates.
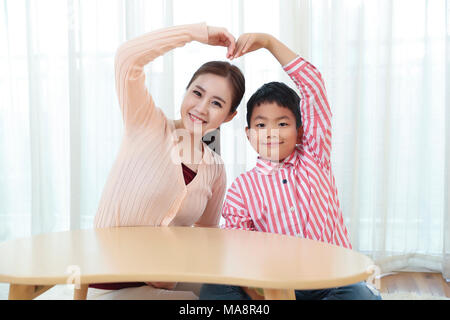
[[94, 23, 226, 228]]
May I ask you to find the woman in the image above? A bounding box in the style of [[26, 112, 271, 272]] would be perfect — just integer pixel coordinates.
[[89, 23, 245, 299]]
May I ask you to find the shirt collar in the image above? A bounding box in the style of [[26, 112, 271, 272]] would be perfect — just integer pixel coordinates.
[[255, 149, 298, 175]]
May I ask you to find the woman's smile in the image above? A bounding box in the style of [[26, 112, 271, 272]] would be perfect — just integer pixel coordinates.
[[188, 112, 207, 124]]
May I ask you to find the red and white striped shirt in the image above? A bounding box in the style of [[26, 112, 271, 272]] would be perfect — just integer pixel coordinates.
[[221, 56, 352, 249]]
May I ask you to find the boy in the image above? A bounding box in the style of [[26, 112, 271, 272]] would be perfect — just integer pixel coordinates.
[[199, 33, 381, 300]]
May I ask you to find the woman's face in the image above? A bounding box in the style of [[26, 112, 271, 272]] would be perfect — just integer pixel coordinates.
[[180, 73, 237, 137]]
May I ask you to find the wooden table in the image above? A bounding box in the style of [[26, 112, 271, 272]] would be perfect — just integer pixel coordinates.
[[0, 226, 375, 300]]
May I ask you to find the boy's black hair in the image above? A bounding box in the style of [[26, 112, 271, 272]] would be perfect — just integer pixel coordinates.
[[246, 82, 302, 128]]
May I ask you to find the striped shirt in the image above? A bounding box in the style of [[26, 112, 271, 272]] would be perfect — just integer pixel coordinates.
[[221, 56, 352, 249]]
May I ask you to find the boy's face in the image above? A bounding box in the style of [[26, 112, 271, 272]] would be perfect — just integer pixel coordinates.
[[246, 102, 303, 162]]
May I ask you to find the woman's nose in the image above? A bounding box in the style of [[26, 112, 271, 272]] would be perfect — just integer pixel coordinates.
[[195, 99, 209, 114]]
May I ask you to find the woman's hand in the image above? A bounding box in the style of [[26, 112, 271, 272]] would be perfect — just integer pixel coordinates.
[[231, 33, 297, 66], [230, 33, 272, 60], [204, 26, 236, 59], [145, 282, 177, 290]]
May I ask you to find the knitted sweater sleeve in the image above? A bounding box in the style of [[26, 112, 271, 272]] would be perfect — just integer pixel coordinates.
[[114, 23, 208, 130]]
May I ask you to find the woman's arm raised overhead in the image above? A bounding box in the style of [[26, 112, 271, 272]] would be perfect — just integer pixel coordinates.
[[115, 23, 235, 130]]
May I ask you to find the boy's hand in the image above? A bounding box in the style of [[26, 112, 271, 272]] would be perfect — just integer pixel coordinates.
[[231, 33, 272, 60], [204, 26, 236, 60]]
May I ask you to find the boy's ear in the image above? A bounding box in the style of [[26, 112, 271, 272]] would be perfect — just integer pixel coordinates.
[[223, 111, 237, 123], [245, 127, 250, 141], [296, 126, 304, 144]]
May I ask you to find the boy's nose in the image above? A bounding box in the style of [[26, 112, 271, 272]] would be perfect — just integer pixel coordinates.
[[266, 128, 280, 138]]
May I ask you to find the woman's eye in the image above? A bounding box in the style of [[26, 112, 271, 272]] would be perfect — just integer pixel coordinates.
[[193, 90, 201, 97], [212, 101, 222, 108]]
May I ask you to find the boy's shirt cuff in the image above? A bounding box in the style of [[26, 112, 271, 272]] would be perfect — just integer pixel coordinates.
[[282, 55, 303, 71]]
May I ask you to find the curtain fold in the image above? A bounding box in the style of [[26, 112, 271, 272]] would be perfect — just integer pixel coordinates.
[[0, 0, 448, 278], [310, 0, 448, 277], [444, 0, 450, 281], [67, 0, 81, 230]]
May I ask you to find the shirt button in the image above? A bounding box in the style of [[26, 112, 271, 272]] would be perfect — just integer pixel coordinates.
[[290, 207, 295, 212], [282, 179, 288, 184]]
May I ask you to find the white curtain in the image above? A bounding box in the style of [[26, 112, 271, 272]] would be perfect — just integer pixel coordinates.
[[307, 0, 449, 279], [0, 0, 448, 279]]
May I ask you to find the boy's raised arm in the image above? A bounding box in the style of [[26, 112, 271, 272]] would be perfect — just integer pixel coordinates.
[[233, 33, 333, 169], [281, 50, 333, 169]]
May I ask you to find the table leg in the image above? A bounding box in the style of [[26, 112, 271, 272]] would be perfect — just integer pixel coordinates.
[[74, 284, 89, 300], [263, 288, 295, 300], [8, 284, 54, 300]]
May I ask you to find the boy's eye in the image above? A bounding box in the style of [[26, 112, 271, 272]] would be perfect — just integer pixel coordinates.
[[255, 123, 265, 128], [279, 122, 288, 127]]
